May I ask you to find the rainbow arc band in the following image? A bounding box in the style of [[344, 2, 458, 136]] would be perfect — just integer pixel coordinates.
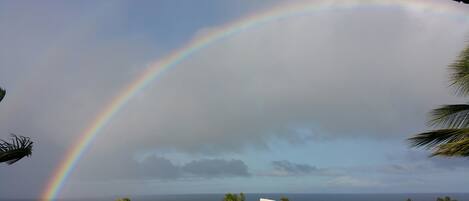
[[40, 1, 468, 200]]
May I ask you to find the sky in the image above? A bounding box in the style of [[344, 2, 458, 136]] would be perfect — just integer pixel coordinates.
[[1, 0, 469, 199]]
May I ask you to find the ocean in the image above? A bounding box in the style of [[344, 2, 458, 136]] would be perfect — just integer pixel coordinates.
[[8, 193, 468, 201]]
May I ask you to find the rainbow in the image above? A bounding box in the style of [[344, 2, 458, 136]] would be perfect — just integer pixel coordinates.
[[40, 0, 469, 200]]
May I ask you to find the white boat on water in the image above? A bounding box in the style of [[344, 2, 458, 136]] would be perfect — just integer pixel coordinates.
[[260, 198, 275, 201]]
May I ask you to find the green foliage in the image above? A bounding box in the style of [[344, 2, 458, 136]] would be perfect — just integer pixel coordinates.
[[224, 193, 245, 201], [409, 43, 469, 157], [0, 87, 33, 165], [429, 104, 469, 128], [406, 199, 412, 201], [450, 45, 469, 96], [115, 198, 131, 201], [240, 193, 245, 201], [281, 196, 290, 201], [436, 196, 457, 201], [409, 129, 469, 156], [0, 87, 5, 103], [0, 134, 33, 164]]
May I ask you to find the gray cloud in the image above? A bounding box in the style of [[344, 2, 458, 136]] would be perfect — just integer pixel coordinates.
[[381, 150, 469, 174], [326, 176, 383, 188], [259, 160, 337, 177], [271, 160, 320, 175], [138, 156, 181, 179], [1, 0, 469, 198], [94, 3, 469, 156], [74, 155, 250, 181], [2, 1, 468, 160], [430, 157, 469, 170], [182, 159, 250, 178], [138, 157, 250, 179]]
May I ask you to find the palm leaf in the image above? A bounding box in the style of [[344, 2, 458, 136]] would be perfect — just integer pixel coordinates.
[[408, 128, 469, 149], [432, 138, 469, 157], [449, 45, 469, 96], [453, 1, 469, 5], [429, 104, 469, 128], [0, 134, 33, 165], [0, 87, 5, 103]]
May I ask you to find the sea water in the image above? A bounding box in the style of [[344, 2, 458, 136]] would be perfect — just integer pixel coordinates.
[[14, 193, 468, 201]]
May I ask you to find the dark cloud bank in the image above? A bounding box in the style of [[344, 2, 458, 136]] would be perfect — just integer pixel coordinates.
[[271, 160, 325, 176], [76, 156, 250, 181]]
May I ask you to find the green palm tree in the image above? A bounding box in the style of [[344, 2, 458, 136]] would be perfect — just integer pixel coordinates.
[[0, 87, 33, 165], [436, 196, 457, 201], [0, 134, 33, 164], [409, 44, 469, 157], [224, 193, 245, 201], [224, 193, 237, 201], [240, 193, 245, 201], [115, 198, 131, 201], [281, 196, 290, 201]]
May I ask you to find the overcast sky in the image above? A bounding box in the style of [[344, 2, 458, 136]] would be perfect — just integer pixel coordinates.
[[1, 0, 469, 199]]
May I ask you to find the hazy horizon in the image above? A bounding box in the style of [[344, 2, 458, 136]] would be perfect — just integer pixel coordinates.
[[4, 193, 469, 201]]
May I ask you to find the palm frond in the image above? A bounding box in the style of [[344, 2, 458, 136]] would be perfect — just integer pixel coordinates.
[[432, 138, 469, 157], [408, 128, 469, 149], [0, 134, 33, 165], [449, 45, 469, 96], [0, 87, 5, 103], [429, 104, 469, 128], [453, 1, 469, 5]]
